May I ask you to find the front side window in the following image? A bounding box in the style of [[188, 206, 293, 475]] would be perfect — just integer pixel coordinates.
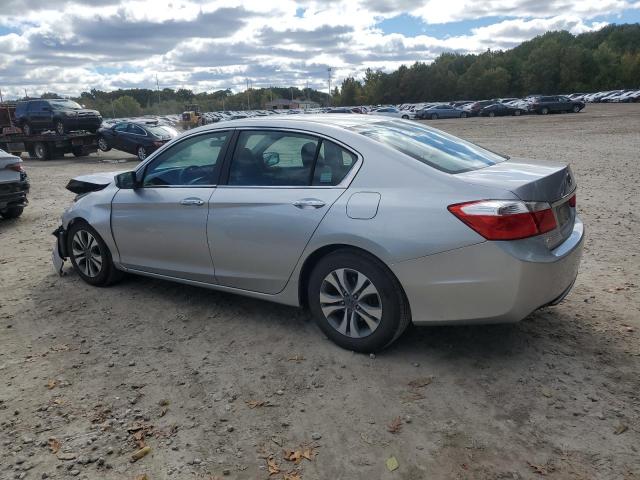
[[49, 100, 82, 110], [129, 125, 146, 135], [351, 120, 507, 174], [114, 123, 129, 132], [143, 132, 228, 187], [228, 130, 318, 186]]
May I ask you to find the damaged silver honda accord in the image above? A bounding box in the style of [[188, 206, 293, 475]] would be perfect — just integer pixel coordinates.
[[53, 115, 583, 352]]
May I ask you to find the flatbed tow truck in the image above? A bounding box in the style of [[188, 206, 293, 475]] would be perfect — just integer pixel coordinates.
[[0, 102, 98, 160]]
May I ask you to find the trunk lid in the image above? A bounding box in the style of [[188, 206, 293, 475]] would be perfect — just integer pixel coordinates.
[[66, 171, 123, 195], [456, 158, 577, 248]]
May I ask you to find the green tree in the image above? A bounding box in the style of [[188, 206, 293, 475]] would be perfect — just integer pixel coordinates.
[[111, 95, 142, 117]]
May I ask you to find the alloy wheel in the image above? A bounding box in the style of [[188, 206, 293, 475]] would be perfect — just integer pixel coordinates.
[[98, 137, 108, 151], [137, 146, 146, 161], [71, 229, 103, 277], [319, 268, 383, 338]]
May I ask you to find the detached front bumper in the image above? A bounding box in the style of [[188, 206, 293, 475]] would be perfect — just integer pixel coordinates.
[[392, 217, 585, 325]]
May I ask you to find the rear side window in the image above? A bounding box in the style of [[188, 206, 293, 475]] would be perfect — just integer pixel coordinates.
[[312, 141, 356, 186], [351, 120, 507, 174], [228, 130, 318, 186]]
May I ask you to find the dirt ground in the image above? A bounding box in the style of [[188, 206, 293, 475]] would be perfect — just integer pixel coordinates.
[[1, 104, 639, 480]]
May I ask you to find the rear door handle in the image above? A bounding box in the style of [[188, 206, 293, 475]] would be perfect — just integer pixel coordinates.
[[293, 198, 326, 209], [180, 197, 204, 206]]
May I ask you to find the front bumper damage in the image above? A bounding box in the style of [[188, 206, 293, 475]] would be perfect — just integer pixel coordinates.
[[52, 225, 68, 276]]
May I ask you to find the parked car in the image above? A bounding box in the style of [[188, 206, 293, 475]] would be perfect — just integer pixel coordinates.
[[480, 103, 527, 117], [53, 115, 583, 352], [15, 99, 102, 136], [0, 148, 29, 219], [462, 100, 496, 116], [97, 121, 179, 161], [368, 107, 410, 119], [417, 104, 467, 119], [327, 108, 354, 114], [530, 96, 584, 114]]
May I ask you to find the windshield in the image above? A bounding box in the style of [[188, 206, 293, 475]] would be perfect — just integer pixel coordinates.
[[147, 125, 178, 137], [49, 100, 83, 110], [350, 120, 507, 174]]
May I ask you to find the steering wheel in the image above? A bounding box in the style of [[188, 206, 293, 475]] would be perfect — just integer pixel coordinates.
[[179, 165, 207, 185]]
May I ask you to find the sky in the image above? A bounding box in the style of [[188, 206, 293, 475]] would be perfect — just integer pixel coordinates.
[[0, 0, 639, 99]]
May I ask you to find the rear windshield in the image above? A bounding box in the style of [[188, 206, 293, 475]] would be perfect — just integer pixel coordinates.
[[350, 120, 507, 174], [146, 125, 178, 137]]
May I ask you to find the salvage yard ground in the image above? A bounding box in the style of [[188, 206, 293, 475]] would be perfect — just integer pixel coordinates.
[[1, 104, 639, 480]]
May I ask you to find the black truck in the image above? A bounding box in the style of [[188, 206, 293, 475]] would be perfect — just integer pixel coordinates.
[[0, 101, 99, 160]]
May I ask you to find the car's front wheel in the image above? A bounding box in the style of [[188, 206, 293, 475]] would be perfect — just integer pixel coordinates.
[[541, 107, 549, 115], [488, 111, 496, 117], [430, 113, 438, 120], [572, 105, 580, 113], [307, 249, 411, 352], [514, 109, 522, 116], [67, 221, 123, 286], [460, 112, 468, 118]]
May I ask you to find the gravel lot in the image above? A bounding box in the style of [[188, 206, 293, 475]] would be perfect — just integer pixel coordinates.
[[1, 104, 639, 480]]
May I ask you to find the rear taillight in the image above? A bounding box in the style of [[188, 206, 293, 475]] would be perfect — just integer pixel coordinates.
[[448, 200, 557, 241], [568, 194, 576, 207], [6, 163, 24, 173]]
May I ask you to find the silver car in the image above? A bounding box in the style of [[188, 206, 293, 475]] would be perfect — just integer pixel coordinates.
[[53, 116, 583, 352]]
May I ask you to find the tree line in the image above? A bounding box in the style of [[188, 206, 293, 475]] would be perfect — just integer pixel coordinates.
[[26, 23, 640, 117], [335, 23, 640, 106]]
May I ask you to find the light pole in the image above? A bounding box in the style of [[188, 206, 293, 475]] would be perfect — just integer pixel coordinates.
[[327, 67, 332, 107]]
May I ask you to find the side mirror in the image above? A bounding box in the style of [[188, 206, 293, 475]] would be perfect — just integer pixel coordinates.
[[115, 171, 139, 189], [263, 151, 280, 167]]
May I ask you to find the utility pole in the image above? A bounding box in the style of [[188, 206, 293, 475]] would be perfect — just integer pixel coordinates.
[[327, 67, 332, 107], [155, 75, 161, 113], [290, 87, 293, 101], [24, 88, 28, 99], [246, 78, 250, 110]]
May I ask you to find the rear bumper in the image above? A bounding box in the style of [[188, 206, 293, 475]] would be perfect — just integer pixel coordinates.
[[392, 217, 584, 325], [0, 179, 30, 210]]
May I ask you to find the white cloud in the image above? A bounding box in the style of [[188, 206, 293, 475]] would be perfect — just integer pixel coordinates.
[[0, 0, 636, 98]]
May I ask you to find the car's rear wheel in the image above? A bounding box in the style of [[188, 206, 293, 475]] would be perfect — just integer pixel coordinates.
[[401, 114, 409, 119], [55, 120, 66, 135], [541, 107, 549, 115], [572, 105, 580, 113], [430, 113, 438, 120], [67, 221, 123, 286], [307, 249, 410, 352], [460, 112, 468, 118], [137, 146, 147, 161], [514, 109, 521, 116], [97, 136, 110, 152], [0, 206, 24, 219], [488, 111, 496, 117]]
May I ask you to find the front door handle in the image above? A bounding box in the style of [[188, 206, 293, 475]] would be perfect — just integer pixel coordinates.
[[293, 198, 326, 209], [180, 197, 204, 206]]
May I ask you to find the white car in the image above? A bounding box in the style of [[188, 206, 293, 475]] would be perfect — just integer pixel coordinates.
[[368, 107, 410, 120]]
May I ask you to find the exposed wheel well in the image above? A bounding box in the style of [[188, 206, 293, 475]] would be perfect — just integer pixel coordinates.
[[297, 244, 409, 315]]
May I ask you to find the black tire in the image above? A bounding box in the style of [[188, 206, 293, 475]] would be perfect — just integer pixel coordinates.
[[514, 109, 521, 116], [488, 111, 495, 117], [137, 146, 147, 161], [541, 107, 549, 115], [572, 105, 580, 113], [430, 113, 438, 120], [32, 142, 50, 160], [307, 249, 411, 352], [67, 220, 123, 287], [0, 206, 24, 219], [55, 120, 66, 135], [22, 122, 32, 136], [401, 115, 409, 120], [97, 136, 111, 152], [72, 146, 84, 157], [460, 112, 468, 118]]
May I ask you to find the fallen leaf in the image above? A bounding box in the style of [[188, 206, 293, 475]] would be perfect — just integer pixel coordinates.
[[47, 379, 57, 390], [267, 457, 280, 475], [614, 423, 628, 435], [283, 471, 302, 480], [301, 447, 316, 461], [386, 456, 399, 471], [283, 449, 303, 463], [408, 377, 432, 388], [541, 388, 553, 398], [131, 445, 151, 462], [159, 407, 168, 417], [247, 400, 266, 409], [387, 416, 403, 434], [48, 438, 61, 454]]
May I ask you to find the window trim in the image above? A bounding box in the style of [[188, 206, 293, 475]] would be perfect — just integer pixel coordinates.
[[136, 130, 232, 189], [218, 127, 362, 189]]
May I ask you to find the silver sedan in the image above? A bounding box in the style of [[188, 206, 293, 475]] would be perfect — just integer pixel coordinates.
[[53, 115, 584, 352]]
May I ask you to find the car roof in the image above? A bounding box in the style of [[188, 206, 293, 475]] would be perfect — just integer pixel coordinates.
[[194, 114, 391, 132]]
